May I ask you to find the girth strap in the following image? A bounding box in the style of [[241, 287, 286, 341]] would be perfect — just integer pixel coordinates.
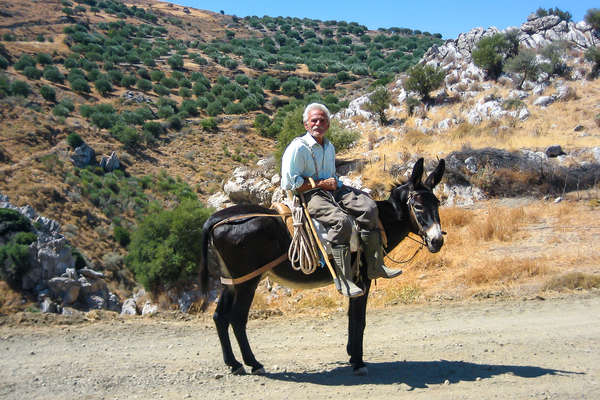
[[220, 253, 288, 285]]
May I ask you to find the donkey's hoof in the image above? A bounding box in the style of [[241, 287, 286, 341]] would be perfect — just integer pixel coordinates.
[[251, 366, 266, 375], [353, 366, 368, 376], [231, 366, 246, 375]]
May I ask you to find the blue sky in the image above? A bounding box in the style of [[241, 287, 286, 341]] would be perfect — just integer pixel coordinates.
[[170, 1, 597, 39]]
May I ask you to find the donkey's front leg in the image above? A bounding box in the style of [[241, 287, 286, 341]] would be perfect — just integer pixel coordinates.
[[347, 279, 371, 375]]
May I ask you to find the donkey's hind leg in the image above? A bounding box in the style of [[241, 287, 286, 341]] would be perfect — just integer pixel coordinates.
[[213, 288, 245, 374], [230, 278, 265, 374]]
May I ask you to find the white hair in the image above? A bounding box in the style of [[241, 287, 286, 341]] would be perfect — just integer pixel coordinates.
[[303, 103, 331, 124]]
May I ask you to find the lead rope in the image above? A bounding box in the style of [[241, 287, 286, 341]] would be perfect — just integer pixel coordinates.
[[288, 196, 320, 274]]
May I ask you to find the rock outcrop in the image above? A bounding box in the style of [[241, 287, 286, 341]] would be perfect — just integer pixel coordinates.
[[0, 194, 121, 314]]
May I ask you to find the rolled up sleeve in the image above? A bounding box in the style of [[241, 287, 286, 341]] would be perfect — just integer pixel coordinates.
[[281, 143, 306, 191]]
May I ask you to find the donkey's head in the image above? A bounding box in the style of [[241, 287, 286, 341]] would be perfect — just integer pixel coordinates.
[[389, 158, 445, 253]]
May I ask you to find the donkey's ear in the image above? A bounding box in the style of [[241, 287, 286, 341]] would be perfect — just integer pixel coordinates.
[[424, 159, 445, 189], [409, 158, 424, 187]]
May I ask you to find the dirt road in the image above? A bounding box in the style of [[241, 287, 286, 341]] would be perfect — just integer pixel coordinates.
[[1, 293, 599, 399]]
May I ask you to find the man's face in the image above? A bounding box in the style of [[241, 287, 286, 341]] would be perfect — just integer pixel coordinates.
[[304, 109, 329, 143]]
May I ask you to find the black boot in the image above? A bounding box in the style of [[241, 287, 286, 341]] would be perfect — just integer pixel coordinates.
[[331, 245, 364, 298], [361, 230, 402, 279]]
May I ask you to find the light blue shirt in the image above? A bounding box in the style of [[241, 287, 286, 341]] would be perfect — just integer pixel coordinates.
[[281, 132, 342, 191]]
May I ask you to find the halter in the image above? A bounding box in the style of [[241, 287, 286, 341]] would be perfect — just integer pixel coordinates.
[[382, 190, 427, 264], [407, 190, 427, 239]]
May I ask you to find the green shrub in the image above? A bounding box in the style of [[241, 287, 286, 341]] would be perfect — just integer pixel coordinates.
[[363, 86, 391, 125], [0, 243, 32, 288], [11, 80, 31, 97], [143, 121, 163, 137], [254, 113, 273, 137], [585, 46, 600, 78], [126, 199, 211, 291], [110, 123, 140, 148], [153, 84, 170, 96], [168, 116, 182, 131], [585, 8, 600, 31], [40, 85, 56, 102], [53, 104, 70, 117], [150, 70, 165, 82], [157, 105, 175, 119], [67, 132, 84, 148], [403, 64, 445, 101], [224, 102, 246, 114], [121, 74, 137, 88], [0, 56, 8, 70], [167, 54, 184, 70], [14, 55, 36, 71], [94, 78, 112, 96], [23, 66, 42, 80], [505, 49, 541, 89], [206, 101, 222, 116], [13, 231, 37, 245], [43, 65, 65, 83], [161, 77, 178, 89], [179, 87, 192, 98], [200, 117, 218, 132], [36, 53, 53, 65], [180, 99, 198, 116], [0, 208, 33, 235], [113, 226, 131, 247], [59, 97, 75, 112], [472, 33, 511, 80], [70, 78, 90, 93], [320, 76, 337, 89], [136, 78, 152, 92]]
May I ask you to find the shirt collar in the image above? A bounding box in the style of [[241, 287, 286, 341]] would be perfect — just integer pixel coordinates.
[[302, 132, 329, 148]]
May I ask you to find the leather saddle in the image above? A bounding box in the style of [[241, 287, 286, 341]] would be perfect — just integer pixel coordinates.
[[271, 201, 360, 256]]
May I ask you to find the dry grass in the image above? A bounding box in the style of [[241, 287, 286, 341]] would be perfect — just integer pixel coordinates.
[[543, 272, 600, 291], [458, 257, 550, 286], [468, 206, 527, 242]]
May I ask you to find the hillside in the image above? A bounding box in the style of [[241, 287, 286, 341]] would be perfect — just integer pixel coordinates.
[[1, 1, 599, 315], [0, 0, 443, 310]]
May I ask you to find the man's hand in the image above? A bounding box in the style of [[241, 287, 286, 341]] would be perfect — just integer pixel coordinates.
[[317, 177, 337, 191]]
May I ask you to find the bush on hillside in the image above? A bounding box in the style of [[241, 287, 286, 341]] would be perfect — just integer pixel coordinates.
[[40, 85, 56, 102], [14, 55, 36, 71], [585, 46, 600, 78], [126, 199, 211, 292], [70, 78, 90, 93], [200, 117, 218, 132], [505, 49, 541, 89], [363, 86, 391, 125], [23, 66, 42, 80], [94, 78, 112, 96], [472, 33, 511, 80], [403, 64, 445, 102], [10, 80, 31, 97], [585, 8, 600, 32], [67, 132, 84, 149]]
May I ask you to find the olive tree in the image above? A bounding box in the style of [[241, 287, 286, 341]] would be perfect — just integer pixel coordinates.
[[403, 64, 445, 102], [363, 86, 391, 125]]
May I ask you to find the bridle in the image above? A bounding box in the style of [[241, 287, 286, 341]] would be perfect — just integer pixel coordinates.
[[382, 190, 430, 264]]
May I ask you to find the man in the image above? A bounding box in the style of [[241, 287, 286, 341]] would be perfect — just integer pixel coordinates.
[[281, 103, 401, 298]]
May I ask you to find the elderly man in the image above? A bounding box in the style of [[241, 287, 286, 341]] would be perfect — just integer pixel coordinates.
[[281, 103, 401, 297]]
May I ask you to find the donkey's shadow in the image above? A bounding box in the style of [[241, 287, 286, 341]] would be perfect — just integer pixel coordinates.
[[264, 359, 581, 388]]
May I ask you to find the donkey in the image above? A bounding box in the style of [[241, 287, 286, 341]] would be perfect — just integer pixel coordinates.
[[199, 158, 445, 375]]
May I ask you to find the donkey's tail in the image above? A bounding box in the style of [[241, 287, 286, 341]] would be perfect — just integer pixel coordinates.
[[199, 219, 214, 311]]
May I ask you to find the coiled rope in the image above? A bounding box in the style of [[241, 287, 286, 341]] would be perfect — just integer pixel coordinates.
[[287, 199, 320, 275]]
